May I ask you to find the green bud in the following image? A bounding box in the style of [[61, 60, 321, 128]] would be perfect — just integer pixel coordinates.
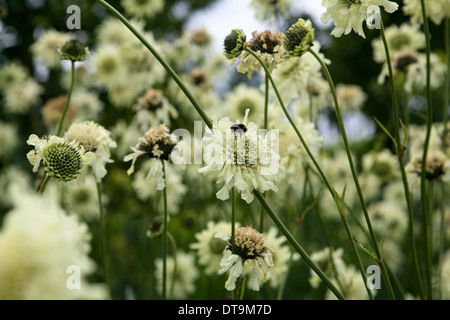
[[57, 39, 90, 62], [223, 29, 246, 60], [283, 19, 315, 58]]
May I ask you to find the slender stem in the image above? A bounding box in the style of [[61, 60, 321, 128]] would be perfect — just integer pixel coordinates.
[[259, 73, 270, 232], [38, 174, 51, 195], [167, 232, 178, 300], [56, 61, 75, 136], [95, 0, 212, 129], [444, 18, 450, 137], [162, 160, 168, 300], [308, 48, 395, 299], [379, 18, 425, 300], [438, 182, 446, 299], [253, 190, 345, 300], [419, 0, 433, 300], [97, 181, 110, 296], [239, 277, 247, 300], [231, 187, 236, 254]]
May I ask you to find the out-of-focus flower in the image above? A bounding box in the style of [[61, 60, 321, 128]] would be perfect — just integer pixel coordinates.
[[335, 84, 368, 113], [41, 95, 77, 129], [154, 251, 199, 299], [121, 0, 164, 19], [250, 0, 293, 23], [30, 29, 71, 68], [402, 0, 450, 25]]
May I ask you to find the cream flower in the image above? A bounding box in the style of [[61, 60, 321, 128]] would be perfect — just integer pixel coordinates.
[[190, 221, 237, 275], [0, 187, 108, 299], [154, 251, 199, 299], [26, 134, 94, 183], [216, 226, 274, 291], [321, 0, 399, 38], [30, 29, 71, 68], [64, 121, 117, 182], [250, 0, 293, 23], [402, 0, 450, 25], [198, 109, 280, 204], [335, 83, 368, 113], [121, 0, 164, 19], [124, 124, 178, 190]]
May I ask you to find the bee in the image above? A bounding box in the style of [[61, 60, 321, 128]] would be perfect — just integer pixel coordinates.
[[230, 123, 247, 135]]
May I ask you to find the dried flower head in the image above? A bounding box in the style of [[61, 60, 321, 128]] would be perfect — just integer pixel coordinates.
[[248, 30, 283, 55], [137, 88, 165, 111], [223, 29, 246, 60], [41, 95, 77, 127], [283, 18, 315, 57], [57, 39, 90, 62], [407, 150, 448, 181]]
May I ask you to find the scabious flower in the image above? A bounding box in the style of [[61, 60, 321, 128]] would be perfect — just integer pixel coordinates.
[[0, 186, 108, 299], [223, 29, 247, 60], [406, 150, 449, 182], [335, 83, 368, 113], [236, 29, 285, 79], [283, 18, 315, 58], [198, 109, 280, 204], [124, 124, 178, 190], [63, 175, 101, 220], [154, 251, 199, 299], [402, 0, 450, 25], [250, 0, 293, 23], [309, 247, 346, 289], [371, 23, 425, 64], [41, 95, 77, 129], [190, 221, 237, 275], [321, 0, 399, 38], [223, 83, 265, 123], [3, 78, 43, 115], [121, 0, 164, 19], [26, 134, 94, 183], [216, 226, 274, 291], [64, 121, 117, 182], [134, 88, 178, 131], [0, 121, 19, 158], [57, 39, 90, 62], [403, 52, 447, 94]]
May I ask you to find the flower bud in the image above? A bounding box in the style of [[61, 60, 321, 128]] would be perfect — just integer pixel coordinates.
[[283, 19, 315, 58]]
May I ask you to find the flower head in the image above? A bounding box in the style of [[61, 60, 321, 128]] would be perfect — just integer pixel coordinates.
[[216, 226, 274, 291], [321, 0, 399, 38], [223, 29, 246, 60], [283, 19, 315, 57], [198, 109, 280, 203], [26, 134, 94, 183], [57, 39, 90, 62], [64, 121, 117, 182], [407, 150, 449, 181], [123, 124, 178, 190]]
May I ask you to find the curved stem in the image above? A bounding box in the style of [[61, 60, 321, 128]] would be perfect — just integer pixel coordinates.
[[95, 0, 212, 129], [308, 48, 395, 299], [379, 18, 424, 300], [38, 174, 51, 195], [254, 190, 345, 300], [259, 73, 270, 232], [56, 60, 75, 136], [162, 160, 168, 300]]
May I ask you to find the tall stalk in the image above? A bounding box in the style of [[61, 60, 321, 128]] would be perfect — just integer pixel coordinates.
[[419, 0, 434, 299], [378, 18, 424, 299]]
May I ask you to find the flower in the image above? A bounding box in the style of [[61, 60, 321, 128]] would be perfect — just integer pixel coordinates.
[[0, 186, 108, 299], [26, 134, 94, 183], [64, 121, 117, 182], [309, 247, 346, 289], [198, 109, 280, 204], [321, 0, 399, 38], [121, 0, 164, 19], [3, 78, 43, 115], [335, 83, 367, 113], [403, 52, 447, 94], [57, 39, 90, 62], [190, 221, 237, 275], [371, 23, 425, 64], [402, 0, 450, 25], [223, 29, 246, 60], [63, 175, 101, 220], [236, 29, 285, 79], [250, 0, 293, 23], [283, 18, 315, 57], [154, 251, 199, 299], [41, 95, 77, 128], [123, 124, 178, 190], [406, 150, 449, 181], [216, 226, 274, 291], [30, 29, 71, 68]]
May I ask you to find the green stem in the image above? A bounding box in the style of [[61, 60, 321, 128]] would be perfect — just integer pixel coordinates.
[[379, 18, 424, 299], [97, 181, 110, 296], [438, 182, 446, 299], [95, 0, 212, 129], [167, 232, 178, 300], [38, 174, 51, 195], [419, 0, 433, 300], [308, 48, 395, 300], [253, 190, 345, 300], [239, 277, 247, 300], [231, 187, 236, 255], [259, 73, 270, 232], [162, 160, 168, 300], [56, 60, 75, 136]]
